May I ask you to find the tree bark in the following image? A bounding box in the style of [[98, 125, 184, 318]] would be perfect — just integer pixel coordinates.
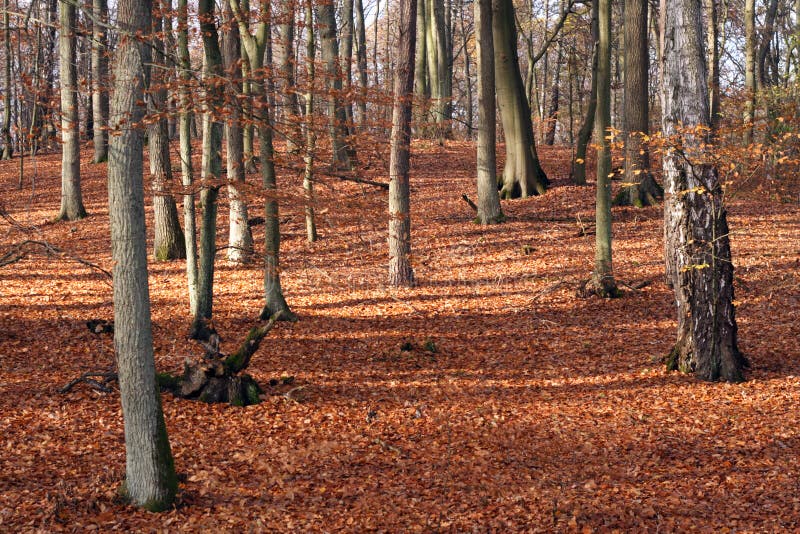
[[303, 0, 318, 243], [591, 0, 617, 297], [661, 0, 746, 382], [223, 1, 253, 264], [108, 0, 177, 509], [493, 0, 548, 198], [616, 0, 662, 206], [150, 2, 186, 261], [572, 0, 598, 186], [90, 0, 108, 163], [317, 2, 353, 170], [743, 0, 755, 144], [354, 0, 369, 128], [388, 0, 417, 287], [474, 0, 503, 224], [2, 0, 12, 160], [276, 2, 300, 152], [58, 0, 86, 220]]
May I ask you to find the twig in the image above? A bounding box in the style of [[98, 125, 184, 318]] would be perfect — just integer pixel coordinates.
[[461, 194, 478, 212]]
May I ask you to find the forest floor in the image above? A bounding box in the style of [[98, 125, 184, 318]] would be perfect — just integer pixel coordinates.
[[0, 140, 799, 531]]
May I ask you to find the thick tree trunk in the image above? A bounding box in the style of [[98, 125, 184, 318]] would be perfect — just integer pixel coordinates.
[[475, 0, 503, 224], [107, 0, 177, 510], [388, 0, 417, 287], [223, 2, 252, 264], [591, 0, 617, 297], [493, 0, 548, 198], [572, 0, 598, 186], [317, 2, 353, 170], [150, 3, 186, 261], [58, 0, 86, 220], [91, 0, 108, 163], [616, 0, 662, 207], [661, 0, 746, 382]]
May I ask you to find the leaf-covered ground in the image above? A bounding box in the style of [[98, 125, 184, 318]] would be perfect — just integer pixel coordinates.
[[1, 142, 798, 531]]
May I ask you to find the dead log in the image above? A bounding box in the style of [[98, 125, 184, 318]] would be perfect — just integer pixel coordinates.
[[159, 312, 283, 406]]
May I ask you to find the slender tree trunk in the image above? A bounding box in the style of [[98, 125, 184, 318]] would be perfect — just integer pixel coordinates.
[[177, 0, 198, 314], [223, 1, 253, 264], [195, 0, 224, 327], [317, 2, 353, 169], [90, 0, 108, 163], [743, 0, 755, 144], [572, 0, 598, 186], [493, 0, 548, 198], [591, 0, 617, 297], [388, 0, 417, 287], [108, 0, 177, 509], [58, 0, 86, 220], [303, 0, 317, 243], [617, 0, 662, 206], [426, 0, 451, 139], [661, 0, 746, 382], [475, 0, 503, 224], [150, 2, 186, 261], [276, 2, 300, 152], [2, 0, 12, 160], [341, 0, 355, 130], [354, 0, 369, 128], [705, 0, 720, 131], [461, 3, 474, 137], [544, 43, 562, 146]]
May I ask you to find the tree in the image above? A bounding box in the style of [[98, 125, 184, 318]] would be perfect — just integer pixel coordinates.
[[571, 0, 598, 186], [90, 0, 108, 163], [223, 1, 253, 264], [107, 0, 177, 508], [303, 0, 318, 243], [493, 0, 548, 198], [615, 0, 662, 206], [150, 0, 186, 261], [388, 0, 418, 287], [2, 0, 11, 160], [661, 0, 747, 382], [743, 0, 755, 144], [590, 0, 617, 297], [474, 0, 503, 224], [58, 0, 86, 220], [228, 0, 295, 321]]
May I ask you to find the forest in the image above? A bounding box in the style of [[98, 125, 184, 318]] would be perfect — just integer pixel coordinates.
[[0, 0, 799, 529]]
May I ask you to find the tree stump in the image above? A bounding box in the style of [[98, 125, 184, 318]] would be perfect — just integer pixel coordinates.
[[158, 312, 282, 406]]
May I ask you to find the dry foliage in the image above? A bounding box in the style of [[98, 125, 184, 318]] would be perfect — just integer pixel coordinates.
[[0, 142, 798, 531]]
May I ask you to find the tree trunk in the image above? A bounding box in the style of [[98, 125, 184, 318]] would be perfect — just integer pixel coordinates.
[[303, 0, 317, 243], [150, 3, 186, 261], [475, 0, 503, 224], [544, 43, 562, 146], [661, 0, 746, 382], [591, 0, 617, 297], [388, 0, 417, 287], [223, 1, 253, 264], [571, 0, 598, 186], [426, 0, 451, 140], [705, 0, 720, 131], [195, 0, 224, 327], [177, 0, 198, 314], [90, 0, 108, 163], [58, 0, 86, 220], [493, 0, 548, 198], [2, 0, 12, 160], [317, 2, 353, 170], [354, 0, 369, 128], [107, 0, 177, 509], [341, 0, 355, 130], [616, 0, 662, 206], [276, 2, 300, 153]]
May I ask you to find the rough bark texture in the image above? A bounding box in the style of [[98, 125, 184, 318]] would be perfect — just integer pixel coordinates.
[[107, 0, 177, 510], [388, 0, 417, 287], [150, 3, 186, 261], [616, 0, 662, 207], [661, 0, 746, 382], [493, 0, 548, 198], [223, 2, 253, 264], [58, 0, 86, 220], [474, 0, 503, 225], [90, 0, 108, 163]]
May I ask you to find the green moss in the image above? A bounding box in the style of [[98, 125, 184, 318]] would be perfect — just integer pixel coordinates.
[[156, 372, 180, 391], [665, 346, 679, 372], [244, 379, 262, 405]]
